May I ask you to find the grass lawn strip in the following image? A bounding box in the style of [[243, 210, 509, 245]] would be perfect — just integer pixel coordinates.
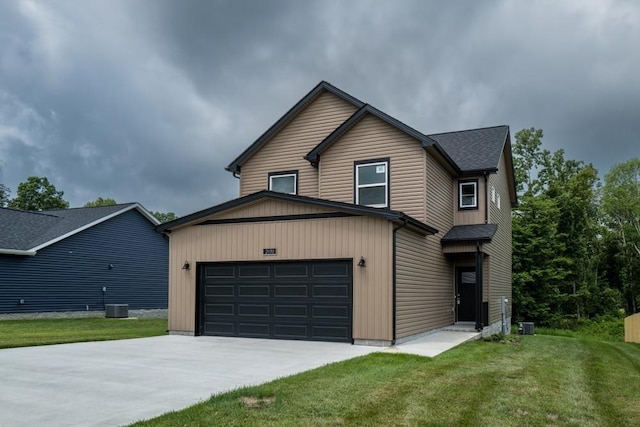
[[132, 335, 640, 426], [0, 317, 167, 348]]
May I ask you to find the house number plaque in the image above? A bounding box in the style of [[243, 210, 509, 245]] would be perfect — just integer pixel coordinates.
[[263, 248, 277, 256]]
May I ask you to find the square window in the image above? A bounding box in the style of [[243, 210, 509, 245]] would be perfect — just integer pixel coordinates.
[[459, 181, 477, 209], [355, 161, 388, 208], [269, 172, 297, 195]]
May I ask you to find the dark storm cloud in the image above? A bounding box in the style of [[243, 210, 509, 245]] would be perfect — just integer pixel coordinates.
[[1, 0, 638, 215]]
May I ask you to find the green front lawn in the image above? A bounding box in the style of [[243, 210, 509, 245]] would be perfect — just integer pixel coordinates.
[[133, 334, 640, 426], [0, 317, 167, 349]]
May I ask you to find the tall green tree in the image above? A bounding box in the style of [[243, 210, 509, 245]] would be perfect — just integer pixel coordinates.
[[0, 184, 10, 207], [84, 197, 117, 207], [8, 176, 69, 211], [601, 158, 640, 313], [151, 211, 177, 223], [512, 129, 602, 324]]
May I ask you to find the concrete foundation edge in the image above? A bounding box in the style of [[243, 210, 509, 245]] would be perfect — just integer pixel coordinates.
[[0, 309, 168, 320]]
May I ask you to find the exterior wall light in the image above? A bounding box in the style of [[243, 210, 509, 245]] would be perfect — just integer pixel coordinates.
[[182, 261, 190, 270], [358, 257, 366, 267]]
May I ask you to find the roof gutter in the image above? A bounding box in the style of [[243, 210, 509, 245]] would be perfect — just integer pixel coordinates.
[[0, 248, 36, 256]]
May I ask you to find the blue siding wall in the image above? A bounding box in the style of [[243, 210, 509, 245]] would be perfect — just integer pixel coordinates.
[[0, 210, 168, 313]]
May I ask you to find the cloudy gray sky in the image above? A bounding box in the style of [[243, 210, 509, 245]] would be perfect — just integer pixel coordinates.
[[1, 0, 638, 215]]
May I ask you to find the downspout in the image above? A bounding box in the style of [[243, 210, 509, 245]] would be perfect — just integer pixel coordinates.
[[475, 241, 484, 332], [391, 219, 408, 345], [484, 173, 489, 224]]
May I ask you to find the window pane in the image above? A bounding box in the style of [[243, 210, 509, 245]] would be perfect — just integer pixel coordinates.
[[461, 195, 475, 206], [359, 186, 386, 206], [358, 164, 386, 185], [271, 175, 295, 194]]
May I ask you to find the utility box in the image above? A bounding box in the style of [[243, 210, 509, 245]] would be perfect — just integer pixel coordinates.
[[105, 304, 129, 318], [518, 322, 535, 335]]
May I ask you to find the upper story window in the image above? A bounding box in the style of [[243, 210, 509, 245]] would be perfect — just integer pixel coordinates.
[[459, 180, 478, 209], [269, 171, 298, 195], [355, 159, 389, 208]]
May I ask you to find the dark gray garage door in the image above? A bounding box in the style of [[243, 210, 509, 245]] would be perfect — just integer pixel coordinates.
[[198, 260, 353, 342]]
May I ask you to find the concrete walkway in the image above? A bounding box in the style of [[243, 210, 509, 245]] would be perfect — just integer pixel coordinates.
[[0, 331, 477, 427], [390, 330, 481, 357]]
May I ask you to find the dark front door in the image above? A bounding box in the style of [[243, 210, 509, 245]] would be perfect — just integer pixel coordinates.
[[456, 268, 476, 322], [198, 260, 353, 342]]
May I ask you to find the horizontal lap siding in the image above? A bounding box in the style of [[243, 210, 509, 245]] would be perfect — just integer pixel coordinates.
[[0, 210, 168, 314], [239, 92, 357, 198], [168, 215, 393, 341], [485, 153, 513, 323], [394, 155, 455, 338], [396, 229, 453, 337], [319, 115, 427, 222]]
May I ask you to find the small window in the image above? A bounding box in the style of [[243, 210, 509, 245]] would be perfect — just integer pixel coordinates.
[[491, 186, 496, 203], [269, 171, 297, 195], [459, 180, 478, 209], [497, 193, 501, 210], [355, 160, 388, 208]]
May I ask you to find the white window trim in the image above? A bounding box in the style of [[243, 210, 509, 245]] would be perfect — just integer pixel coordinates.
[[491, 186, 496, 203], [356, 161, 388, 208], [497, 193, 501, 210], [269, 173, 297, 195], [459, 181, 478, 209]]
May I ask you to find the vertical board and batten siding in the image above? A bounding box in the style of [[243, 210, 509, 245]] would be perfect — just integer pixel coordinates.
[[168, 215, 394, 341], [0, 210, 168, 314], [213, 199, 335, 220], [454, 176, 486, 226], [239, 91, 358, 198], [485, 152, 513, 324], [318, 115, 427, 222], [395, 228, 454, 337]]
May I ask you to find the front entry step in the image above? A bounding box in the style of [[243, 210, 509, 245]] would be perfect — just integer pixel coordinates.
[[441, 322, 477, 332]]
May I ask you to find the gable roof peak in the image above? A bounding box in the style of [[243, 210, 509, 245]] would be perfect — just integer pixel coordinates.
[[226, 81, 365, 174]]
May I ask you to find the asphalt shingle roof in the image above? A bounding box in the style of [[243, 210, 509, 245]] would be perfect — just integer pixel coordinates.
[[0, 204, 137, 251], [441, 224, 498, 243], [428, 126, 509, 173]]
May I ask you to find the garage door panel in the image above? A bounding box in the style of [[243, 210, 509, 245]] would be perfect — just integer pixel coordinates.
[[206, 304, 234, 315], [274, 284, 308, 297], [206, 322, 234, 335], [206, 285, 234, 296], [313, 325, 350, 340], [274, 304, 308, 318], [312, 305, 350, 319], [274, 264, 309, 277], [238, 304, 270, 316], [206, 266, 235, 278], [312, 263, 350, 277], [238, 265, 271, 278], [238, 285, 270, 297], [200, 260, 352, 342], [312, 284, 350, 298], [274, 324, 308, 339]]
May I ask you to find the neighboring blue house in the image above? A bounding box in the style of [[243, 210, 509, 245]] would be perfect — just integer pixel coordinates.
[[0, 203, 168, 314]]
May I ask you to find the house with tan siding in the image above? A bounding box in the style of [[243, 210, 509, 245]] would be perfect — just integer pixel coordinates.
[[158, 81, 517, 345]]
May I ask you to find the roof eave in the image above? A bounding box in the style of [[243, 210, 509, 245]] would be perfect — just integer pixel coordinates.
[[0, 248, 37, 256], [227, 81, 365, 174]]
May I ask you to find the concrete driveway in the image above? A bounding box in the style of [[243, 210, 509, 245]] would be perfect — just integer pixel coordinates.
[[0, 335, 379, 427]]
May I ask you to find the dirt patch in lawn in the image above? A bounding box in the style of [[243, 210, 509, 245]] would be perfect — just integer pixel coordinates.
[[239, 396, 276, 409]]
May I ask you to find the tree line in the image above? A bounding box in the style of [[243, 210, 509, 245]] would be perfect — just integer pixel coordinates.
[[0, 177, 176, 223], [513, 128, 639, 325]]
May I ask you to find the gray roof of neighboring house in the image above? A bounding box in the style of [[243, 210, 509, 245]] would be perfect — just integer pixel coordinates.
[[0, 203, 159, 255], [441, 224, 499, 243], [428, 126, 510, 173]]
